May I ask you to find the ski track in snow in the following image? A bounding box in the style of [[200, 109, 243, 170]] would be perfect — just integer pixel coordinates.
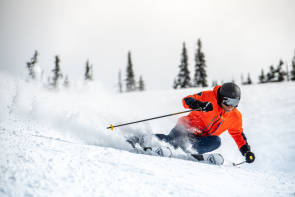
[[1, 73, 295, 197]]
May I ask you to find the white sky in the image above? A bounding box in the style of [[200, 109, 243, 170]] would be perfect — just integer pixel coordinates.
[[1, 0, 295, 90]]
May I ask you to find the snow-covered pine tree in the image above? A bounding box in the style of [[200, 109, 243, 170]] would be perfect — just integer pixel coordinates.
[[174, 42, 191, 89], [138, 75, 145, 91], [51, 55, 63, 88], [26, 50, 39, 80], [290, 50, 295, 81], [193, 39, 208, 87], [258, 69, 266, 83], [85, 60, 93, 81], [125, 51, 136, 92]]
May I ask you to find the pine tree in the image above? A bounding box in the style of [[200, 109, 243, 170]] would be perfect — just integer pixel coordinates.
[[258, 69, 266, 83], [26, 50, 39, 80], [266, 65, 276, 82], [276, 59, 286, 82], [85, 60, 93, 81], [193, 39, 208, 87], [174, 42, 191, 89], [125, 51, 136, 92], [118, 69, 123, 93], [291, 50, 295, 81], [173, 78, 178, 89], [247, 73, 252, 85], [138, 75, 145, 91], [51, 55, 63, 88]]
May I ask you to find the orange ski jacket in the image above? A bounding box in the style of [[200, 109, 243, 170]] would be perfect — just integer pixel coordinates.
[[177, 85, 247, 149]]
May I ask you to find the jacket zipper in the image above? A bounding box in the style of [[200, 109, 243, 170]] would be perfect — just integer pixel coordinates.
[[205, 112, 223, 135]]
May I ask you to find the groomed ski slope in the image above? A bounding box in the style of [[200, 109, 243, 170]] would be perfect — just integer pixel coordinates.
[[0, 73, 295, 197]]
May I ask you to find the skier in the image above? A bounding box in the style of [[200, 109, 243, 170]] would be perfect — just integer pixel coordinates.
[[155, 82, 255, 163]]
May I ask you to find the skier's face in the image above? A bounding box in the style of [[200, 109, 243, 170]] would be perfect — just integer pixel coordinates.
[[221, 102, 235, 112]]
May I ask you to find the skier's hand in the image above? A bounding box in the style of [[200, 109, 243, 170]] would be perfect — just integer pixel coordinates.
[[184, 98, 213, 112], [240, 144, 255, 163], [184, 97, 202, 109], [200, 102, 213, 112], [245, 151, 255, 163]]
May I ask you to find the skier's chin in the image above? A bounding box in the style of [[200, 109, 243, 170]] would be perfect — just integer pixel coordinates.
[[222, 104, 235, 112], [224, 108, 234, 112]]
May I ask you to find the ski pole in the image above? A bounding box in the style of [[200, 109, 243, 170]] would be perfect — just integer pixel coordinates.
[[107, 108, 201, 131], [232, 161, 246, 166]]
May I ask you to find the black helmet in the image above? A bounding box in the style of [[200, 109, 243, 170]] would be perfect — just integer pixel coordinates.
[[220, 82, 241, 99], [218, 82, 241, 107]]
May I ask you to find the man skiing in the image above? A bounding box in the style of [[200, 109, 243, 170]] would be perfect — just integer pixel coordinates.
[[155, 82, 255, 164]]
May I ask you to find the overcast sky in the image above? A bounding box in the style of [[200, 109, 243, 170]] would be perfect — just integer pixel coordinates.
[[1, 0, 295, 90]]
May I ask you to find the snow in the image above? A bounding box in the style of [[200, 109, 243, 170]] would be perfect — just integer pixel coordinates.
[[0, 72, 295, 197]]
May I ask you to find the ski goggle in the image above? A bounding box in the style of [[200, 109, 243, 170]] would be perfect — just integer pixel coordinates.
[[223, 97, 240, 107]]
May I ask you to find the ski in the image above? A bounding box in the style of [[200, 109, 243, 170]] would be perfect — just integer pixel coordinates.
[[127, 136, 173, 157], [126, 135, 224, 166], [191, 153, 224, 166]]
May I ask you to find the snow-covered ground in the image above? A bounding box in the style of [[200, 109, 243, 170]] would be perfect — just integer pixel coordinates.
[[1, 73, 295, 197]]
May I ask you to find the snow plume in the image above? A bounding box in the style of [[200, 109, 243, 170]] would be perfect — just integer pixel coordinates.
[[0, 73, 137, 150], [0, 73, 179, 153]]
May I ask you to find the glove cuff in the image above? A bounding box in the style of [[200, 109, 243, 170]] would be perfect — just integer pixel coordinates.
[[239, 144, 250, 156], [184, 97, 196, 106]]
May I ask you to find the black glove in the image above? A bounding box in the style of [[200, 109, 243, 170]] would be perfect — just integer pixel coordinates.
[[245, 151, 255, 163], [184, 97, 213, 112], [201, 102, 213, 112], [240, 144, 255, 163]]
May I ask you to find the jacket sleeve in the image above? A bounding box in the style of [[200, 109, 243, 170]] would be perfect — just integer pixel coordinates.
[[228, 111, 249, 151], [228, 129, 248, 149], [182, 92, 203, 109]]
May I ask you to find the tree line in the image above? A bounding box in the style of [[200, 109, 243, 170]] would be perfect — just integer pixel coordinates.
[[239, 53, 295, 86], [25, 50, 145, 92], [257, 56, 295, 83], [26, 41, 295, 92], [172, 39, 295, 88], [26, 50, 94, 89]]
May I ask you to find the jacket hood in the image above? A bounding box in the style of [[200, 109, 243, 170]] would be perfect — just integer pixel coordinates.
[[213, 85, 222, 98], [213, 85, 222, 107]]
